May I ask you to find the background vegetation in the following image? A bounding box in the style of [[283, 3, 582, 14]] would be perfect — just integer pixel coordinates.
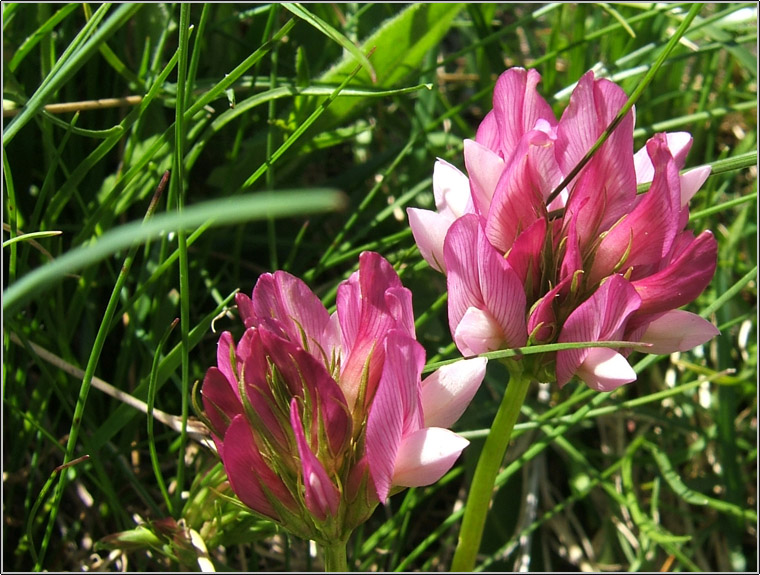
[[3, 3, 756, 571]]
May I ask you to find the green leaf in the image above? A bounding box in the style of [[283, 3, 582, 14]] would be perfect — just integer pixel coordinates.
[[3, 189, 346, 313], [317, 3, 464, 126]]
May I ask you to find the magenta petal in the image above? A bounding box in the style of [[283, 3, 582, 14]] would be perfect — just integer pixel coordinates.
[[631, 230, 717, 315], [507, 218, 548, 299], [201, 367, 243, 450], [636, 310, 719, 354], [590, 133, 681, 284], [290, 400, 340, 521], [339, 252, 410, 409], [216, 331, 238, 391], [574, 347, 636, 391], [366, 331, 425, 502], [557, 72, 636, 237], [485, 130, 559, 253], [421, 357, 487, 428], [222, 414, 292, 519], [259, 328, 351, 455], [407, 207, 451, 272], [635, 132, 694, 183], [251, 270, 332, 355], [392, 427, 469, 488], [235, 293, 256, 328]]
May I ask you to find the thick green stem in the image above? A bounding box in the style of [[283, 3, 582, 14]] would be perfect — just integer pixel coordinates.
[[323, 539, 349, 572], [451, 364, 531, 572]]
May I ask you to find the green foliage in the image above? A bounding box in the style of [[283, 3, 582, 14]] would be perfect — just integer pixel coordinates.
[[3, 3, 756, 572]]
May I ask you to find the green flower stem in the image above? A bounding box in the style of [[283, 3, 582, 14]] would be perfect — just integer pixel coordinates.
[[451, 363, 531, 572], [323, 539, 349, 572]]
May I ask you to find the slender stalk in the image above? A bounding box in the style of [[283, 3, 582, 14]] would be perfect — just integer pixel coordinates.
[[450, 363, 531, 572], [323, 539, 349, 572], [172, 2, 191, 516]]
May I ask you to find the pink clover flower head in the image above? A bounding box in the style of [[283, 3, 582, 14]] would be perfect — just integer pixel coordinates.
[[408, 67, 719, 391], [201, 252, 487, 541]]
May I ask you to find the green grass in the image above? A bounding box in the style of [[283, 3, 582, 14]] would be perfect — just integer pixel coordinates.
[[3, 3, 756, 572]]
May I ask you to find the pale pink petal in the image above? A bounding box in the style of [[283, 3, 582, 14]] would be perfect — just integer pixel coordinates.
[[392, 427, 469, 488], [408, 207, 451, 272], [290, 400, 340, 520], [454, 306, 505, 356], [421, 357, 487, 428], [366, 331, 426, 502], [491, 67, 557, 162], [679, 166, 711, 207], [222, 414, 293, 519], [631, 230, 717, 315], [433, 158, 472, 218], [635, 132, 694, 184], [463, 139, 504, 216], [573, 347, 637, 391], [336, 271, 361, 352], [635, 310, 719, 354]]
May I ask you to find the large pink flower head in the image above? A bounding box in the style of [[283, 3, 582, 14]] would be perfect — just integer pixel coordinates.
[[200, 252, 486, 542], [408, 68, 718, 391]]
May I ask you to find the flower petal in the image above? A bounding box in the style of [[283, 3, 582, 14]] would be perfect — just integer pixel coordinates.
[[366, 331, 425, 502], [463, 139, 505, 216], [222, 414, 293, 519], [392, 427, 469, 488], [407, 207, 451, 273], [444, 214, 486, 332], [491, 67, 557, 162], [631, 230, 717, 315], [453, 306, 505, 356], [201, 367, 243, 452], [478, 222, 528, 348], [557, 72, 636, 244], [574, 347, 637, 391], [290, 400, 340, 521], [635, 310, 719, 354], [252, 271, 332, 355], [557, 275, 641, 386], [339, 252, 410, 410], [589, 133, 682, 284], [433, 158, 472, 218], [421, 357, 487, 428]]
